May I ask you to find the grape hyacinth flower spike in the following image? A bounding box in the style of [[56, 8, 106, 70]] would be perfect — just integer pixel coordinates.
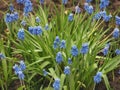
[[94, 72, 102, 84], [53, 78, 60, 90], [64, 66, 70, 75], [71, 45, 78, 56], [56, 52, 63, 64]]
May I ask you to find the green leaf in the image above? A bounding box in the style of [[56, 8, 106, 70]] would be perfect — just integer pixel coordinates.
[[17, 86, 25, 90], [49, 68, 58, 79], [60, 74, 66, 90], [102, 55, 120, 73], [2, 59, 8, 82], [27, 56, 51, 67], [102, 74, 111, 90]]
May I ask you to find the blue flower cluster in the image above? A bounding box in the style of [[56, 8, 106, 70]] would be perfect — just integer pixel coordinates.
[[115, 16, 120, 25], [71, 43, 89, 57], [5, 12, 19, 23], [113, 28, 119, 39], [24, 0, 33, 15], [28, 26, 43, 35], [13, 60, 26, 80], [64, 66, 70, 75], [75, 6, 81, 14], [100, 0, 110, 9], [84, 3, 93, 14], [53, 36, 60, 49], [56, 52, 63, 64], [86, 0, 92, 3], [43, 69, 48, 76], [102, 43, 110, 56], [115, 49, 120, 55], [53, 36, 66, 49], [35, 16, 40, 23], [0, 53, 5, 59], [40, 0, 44, 4], [94, 10, 112, 22], [94, 72, 102, 83], [68, 58, 72, 64], [60, 40, 66, 49], [16, 0, 25, 4], [53, 78, 60, 90], [17, 28, 25, 40], [62, 0, 68, 5], [16, 0, 33, 16], [80, 43, 89, 54], [44, 24, 49, 30], [68, 13, 74, 21], [21, 20, 26, 26], [71, 45, 78, 56], [9, 4, 14, 12]]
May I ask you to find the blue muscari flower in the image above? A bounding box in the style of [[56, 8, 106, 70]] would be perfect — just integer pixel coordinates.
[[55, 36, 60, 44], [43, 69, 48, 76], [14, 12, 19, 20], [56, 52, 63, 64], [5, 12, 19, 23], [75, 6, 81, 14], [28, 26, 42, 35], [100, 10, 106, 17], [35, 26, 43, 35], [18, 71, 25, 80], [86, 0, 92, 3], [53, 41, 58, 49], [102, 43, 110, 56], [84, 3, 89, 11], [0, 53, 5, 59], [62, 0, 68, 5], [87, 5, 93, 14], [94, 12, 102, 20], [60, 40, 66, 49], [68, 13, 73, 21], [84, 3, 93, 14], [45, 24, 49, 30], [115, 16, 120, 25], [103, 14, 112, 22], [19, 60, 26, 71], [35, 16, 40, 23], [113, 28, 119, 38], [28, 26, 34, 34], [64, 66, 70, 75], [100, 11, 112, 22], [68, 58, 72, 64], [94, 72, 102, 84], [115, 49, 120, 55], [13, 64, 21, 75], [100, 0, 109, 9], [23, 12, 29, 17], [33, 26, 38, 35], [5, 13, 11, 23], [53, 36, 60, 49], [71, 45, 78, 56], [17, 28, 25, 40], [53, 78, 60, 90], [16, 0, 25, 4], [21, 20, 26, 26], [9, 4, 14, 12], [80, 43, 89, 54], [40, 0, 44, 4], [24, 0, 33, 14]]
